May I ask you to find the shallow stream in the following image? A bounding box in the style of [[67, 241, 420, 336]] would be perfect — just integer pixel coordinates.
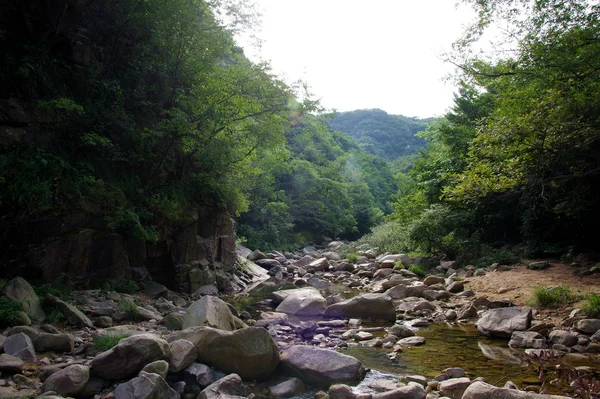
[[231, 279, 598, 396]]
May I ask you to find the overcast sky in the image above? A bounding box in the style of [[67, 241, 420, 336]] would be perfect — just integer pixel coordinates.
[[238, 0, 477, 119]]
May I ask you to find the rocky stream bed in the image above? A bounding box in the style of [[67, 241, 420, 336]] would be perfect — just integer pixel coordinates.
[[0, 242, 598, 399]]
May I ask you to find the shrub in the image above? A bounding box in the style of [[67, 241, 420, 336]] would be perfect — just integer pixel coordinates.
[[531, 286, 577, 308], [0, 297, 22, 327], [409, 265, 426, 277], [113, 280, 140, 294], [346, 253, 359, 263], [581, 294, 600, 318], [355, 220, 409, 254], [92, 333, 132, 352]]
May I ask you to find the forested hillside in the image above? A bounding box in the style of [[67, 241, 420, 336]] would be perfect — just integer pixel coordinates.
[[363, 0, 600, 264], [325, 109, 430, 161]]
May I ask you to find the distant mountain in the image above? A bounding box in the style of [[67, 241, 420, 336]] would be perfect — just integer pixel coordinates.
[[325, 109, 431, 161]]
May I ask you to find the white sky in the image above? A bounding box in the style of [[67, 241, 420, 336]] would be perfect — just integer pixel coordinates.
[[238, 0, 478, 119]]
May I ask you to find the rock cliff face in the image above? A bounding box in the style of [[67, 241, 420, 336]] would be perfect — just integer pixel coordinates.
[[2, 211, 237, 292]]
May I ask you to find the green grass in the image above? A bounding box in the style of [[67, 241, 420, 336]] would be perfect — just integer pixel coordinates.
[[120, 299, 141, 321], [92, 333, 132, 352], [531, 286, 578, 308], [346, 253, 358, 263], [409, 264, 426, 277], [0, 297, 22, 327], [581, 293, 600, 318]]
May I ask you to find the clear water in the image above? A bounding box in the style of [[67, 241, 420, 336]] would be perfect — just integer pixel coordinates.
[[232, 278, 599, 396]]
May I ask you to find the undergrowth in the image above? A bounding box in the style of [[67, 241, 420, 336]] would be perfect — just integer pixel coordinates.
[[0, 297, 22, 327], [581, 294, 600, 318], [531, 286, 578, 308], [92, 333, 132, 352]]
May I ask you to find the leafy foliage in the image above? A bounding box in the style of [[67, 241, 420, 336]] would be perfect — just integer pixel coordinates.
[[531, 286, 578, 308], [581, 294, 600, 319], [0, 297, 22, 327], [326, 109, 429, 160]]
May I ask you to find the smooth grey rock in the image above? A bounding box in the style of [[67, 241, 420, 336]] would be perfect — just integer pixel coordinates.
[[269, 377, 305, 398], [548, 330, 578, 347], [142, 281, 168, 298], [46, 294, 94, 328], [509, 331, 547, 349], [462, 381, 571, 398], [114, 371, 179, 399], [1, 277, 45, 322], [574, 319, 600, 334], [173, 326, 279, 380], [447, 281, 464, 293], [388, 324, 415, 338], [184, 363, 219, 387], [183, 296, 239, 331], [398, 336, 426, 346], [0, 353, 25, 373], [397, 300, 436, 313], [423, 276, 445, 286], [280, 345, 366, 388], [141, 360, 169, 379], [91, 333, 170, 380], [383, 284, 407, 299], [3, 332, 36, 362], [328, 384, 355, 399], [324, 294, 396, 321], [477, 307, 532, 338], [168, 339, 198, 373], [275, 288, 327, 317], [371, 384, 426, 399], [439, 377, 471, 398], [164, 312, 185, 331], [41, 364, 90, 397], [34, 332, 74, 353], [198, 373, 246, 399]]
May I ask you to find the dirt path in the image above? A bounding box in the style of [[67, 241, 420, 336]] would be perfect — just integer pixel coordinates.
[[464, 261, 599, 325]]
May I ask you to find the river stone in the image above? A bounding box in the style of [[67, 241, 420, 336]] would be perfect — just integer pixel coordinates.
[[41, 364, 90, 397], [462, 381, 571, 398], [175, 326, 279, 380], [324, 294, 396, 321], [34, 332, 75, 353], [255, 259, 282, 270], [168, 339, 197, 373], [275, 288, 327, 316], [1, 277, 46, 322], [574, 319, 600, 334], [388, 324, 415, 338], [447, 281, 464, 293], [164, 312, 185, 330], [328, 384, 355, 399], [371, 384, 426, 399], [183, 296, 238, 331], [269, 377, 305, 398], [0, 354, 25, 373], [509, 331, 548, 349], [198, 373, 246, 399], [280, 345, 366, 388], [114, 371, 179, 399], [477, 307, 532, 338], [91, 333, 170, 380], [423, 276, 445, 286], [397, 300, 436, 313], [421, 290, 451, 301], [184, 363, 220, 387], [398, 336, 426, 346], [46, 294, 94, 328], [3, 332, 36, 362], [142, 360, 169, 379], [383, 284, 407, 299], [306, 257, 330, 272], [439, 377, 471, 398], [549, 330, 578, 347]]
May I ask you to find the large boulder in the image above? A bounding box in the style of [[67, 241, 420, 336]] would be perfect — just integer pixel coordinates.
[[574, 319, 600, 334], [168, 339, 198, 373], [91, 334, 170, 380], [275, 288, 327, 317], [1, 277, 45, 322], [509, 331, 547, 349], [114, 371, 179, 399], [46, 294, 94, 328], [371, 385, 426, 399], [183, 296, 239, 331], [477, 307, 532, 338], [174, 326, 279, 380], [3, 333, 36, 362], [462, 381, 571, 398], [323, 294, 395, 321], [41, 364, 90, 397], [280, 345, 366, 388], [34, 332, 75, 353]]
